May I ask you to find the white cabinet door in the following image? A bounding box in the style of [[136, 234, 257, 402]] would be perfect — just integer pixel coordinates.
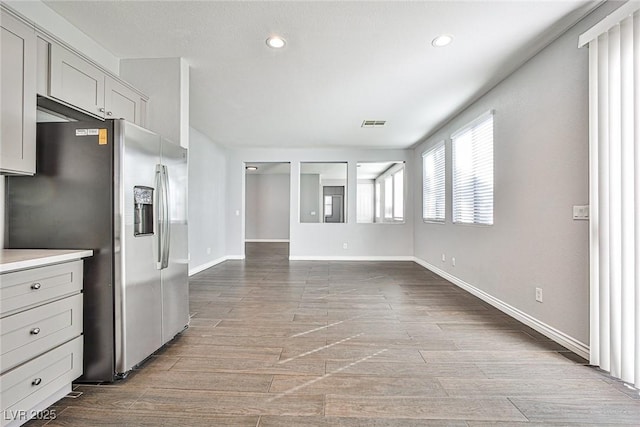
[[36, 36, 50, 96], [0, 11, 36, 175], [49, 43, 105, 119], [105, 77, 144, 125]]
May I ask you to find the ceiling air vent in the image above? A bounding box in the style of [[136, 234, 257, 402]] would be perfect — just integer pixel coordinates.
[[361, 120, 386, 128]]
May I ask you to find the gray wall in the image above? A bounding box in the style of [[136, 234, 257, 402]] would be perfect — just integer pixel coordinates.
[[412, 2, 620, 346], [300, 174, 320, 223], [225, 148, 414, 259], [246, 173, 290, 240], [188, 127, 227, 272]]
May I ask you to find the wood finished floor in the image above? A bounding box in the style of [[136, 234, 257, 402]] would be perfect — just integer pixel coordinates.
[[29, 243, 640, 426]]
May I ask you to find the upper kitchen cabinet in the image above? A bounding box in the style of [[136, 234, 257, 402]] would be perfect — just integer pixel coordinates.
[[48, 42, 147, 126], [49, 43, 105, 118], [0, 9, 37, 175], [105, 77, 147, 127]]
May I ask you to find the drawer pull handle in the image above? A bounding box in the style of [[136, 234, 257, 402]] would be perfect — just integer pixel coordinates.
[[32, 378, 42, 386], [30, 327, 41, 335], [31, 283, 41, 290]]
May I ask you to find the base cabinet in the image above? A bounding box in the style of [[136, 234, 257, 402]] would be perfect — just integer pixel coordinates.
[[0, 260, 84, 427], [1, 338, 82, 427]]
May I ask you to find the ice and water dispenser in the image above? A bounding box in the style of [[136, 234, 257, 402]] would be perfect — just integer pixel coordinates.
[[134, 186, 154, 236]]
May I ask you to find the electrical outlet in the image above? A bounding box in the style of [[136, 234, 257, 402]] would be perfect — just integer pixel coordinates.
[[206, 247, 211, 255], [451, 257, 456, 267], [343, 242, 348, 249], [441, 253, 446, 262], [535, 287, 543, 303]]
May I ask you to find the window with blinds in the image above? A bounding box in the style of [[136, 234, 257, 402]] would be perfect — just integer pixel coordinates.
[[452, 111, 494, 225], [393, 169, 404, 220], [357, 182, 374, 223], [384, 176, 393, 219], [422, 141, 446, 223], [375, 182, 381, 219]]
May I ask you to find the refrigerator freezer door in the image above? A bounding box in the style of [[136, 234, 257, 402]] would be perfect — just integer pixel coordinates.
[[115, 120, 163, 373], [7, 121, 115, 382], [160, 139, 189, 343]]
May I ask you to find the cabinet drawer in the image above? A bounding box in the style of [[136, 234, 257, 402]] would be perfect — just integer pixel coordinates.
[[1, 336, 82, 427], [1, 294, 82, 373], [0, 261, 83, 317]]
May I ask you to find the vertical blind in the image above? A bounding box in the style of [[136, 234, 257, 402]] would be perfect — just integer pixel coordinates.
[[422, 141, 446, 222], [384, 176, 393, 219], [375, 182, 381, 219], [452, 112, 494, 225], [357, 182, 374, 223], [393, 169, 404, 220], [580, 2, 640, 388]]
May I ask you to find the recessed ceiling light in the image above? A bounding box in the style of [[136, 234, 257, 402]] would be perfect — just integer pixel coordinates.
[[246, 166, 258, 171], [432, 34, 454, 48], [266, 36, 286, 49]]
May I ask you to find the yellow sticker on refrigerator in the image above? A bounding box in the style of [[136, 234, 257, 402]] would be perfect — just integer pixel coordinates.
[[98, 129, 108, 145]]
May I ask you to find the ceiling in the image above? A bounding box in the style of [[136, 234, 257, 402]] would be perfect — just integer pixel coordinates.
[[43, 1, 599, 150]]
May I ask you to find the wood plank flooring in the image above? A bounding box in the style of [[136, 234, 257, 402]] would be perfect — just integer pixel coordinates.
[[28, 243, 640, 426]]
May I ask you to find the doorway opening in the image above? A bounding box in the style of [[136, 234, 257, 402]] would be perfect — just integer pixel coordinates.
[[244, 162, 291, 257], [323, 186, 345, 223]]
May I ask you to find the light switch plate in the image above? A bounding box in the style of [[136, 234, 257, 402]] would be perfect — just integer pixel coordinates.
[[573, 205, 589, 220]]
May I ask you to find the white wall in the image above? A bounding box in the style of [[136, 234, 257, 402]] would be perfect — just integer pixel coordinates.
[[226, 148, 414, 259], [245, 173, 290, 241], [412, 2, 621, 350], [188, 127, 227, 274], [120, 58, 189, 148], [300, 174, 320, 223]]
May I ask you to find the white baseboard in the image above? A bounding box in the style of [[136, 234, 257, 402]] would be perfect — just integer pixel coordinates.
[[189, 255, 245, 276], [289, 255, 415, 261], [245, 239, 290, 243], [412, 257, 590, 360], [189, 256, 227, 276]]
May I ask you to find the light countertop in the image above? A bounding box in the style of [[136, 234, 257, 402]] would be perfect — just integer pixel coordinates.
[[0, 249, 93, 273]]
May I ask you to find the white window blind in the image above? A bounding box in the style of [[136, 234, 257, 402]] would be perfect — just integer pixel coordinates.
[[324, 196, 332, 217], [375, 182, 381, 219], [393, 169, 404, 220], [384, 176, 392, 219], [452, 112, 494, 225], [580, 3, 640, 388], [357, 182, 374, 223], [422, 141, 445, 222]]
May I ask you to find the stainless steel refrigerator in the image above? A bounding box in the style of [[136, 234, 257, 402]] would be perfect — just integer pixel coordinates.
[[5, 119, 189, 382]]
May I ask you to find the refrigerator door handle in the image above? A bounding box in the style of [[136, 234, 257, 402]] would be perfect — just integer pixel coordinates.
[[155, 164, 163, 269], [161, 164, 171, 269]]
